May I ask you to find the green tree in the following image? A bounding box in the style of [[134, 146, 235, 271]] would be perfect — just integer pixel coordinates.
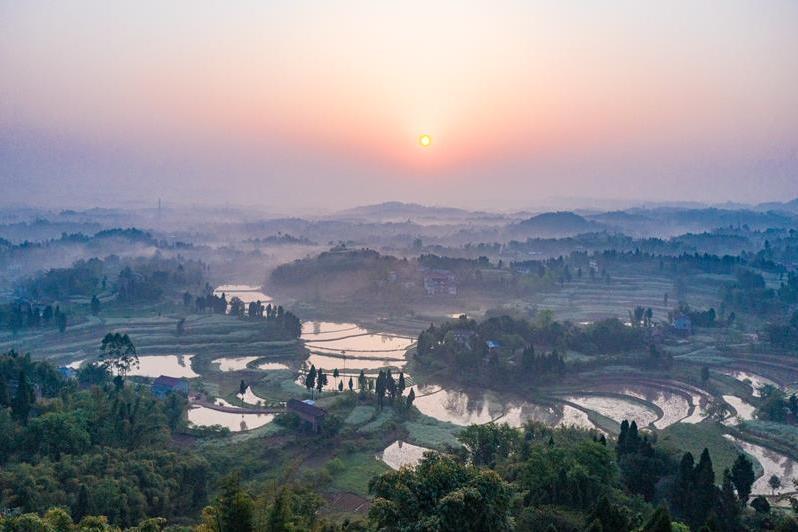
[[91, 295, 101, 315], [458, 423, 521, 467], [99, 333, 138, 378], [348, 376, 354, 392], [769, 474, 782, 494], [751, 495, 770, 513], [25, 411, 91, 459], [369, 454, 513, 531], [217, 474, 254, 532], [12, 370, 34, 424], [730, 453, 755, 504], [406, 388, 415, 410], [56, 312, 67, 333], [641, 507, 672, 532], [588, 495, 630, 532], [305, 365, 316, 395]]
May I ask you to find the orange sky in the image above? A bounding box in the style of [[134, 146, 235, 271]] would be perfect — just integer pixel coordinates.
[[1, 1, 797, 209]]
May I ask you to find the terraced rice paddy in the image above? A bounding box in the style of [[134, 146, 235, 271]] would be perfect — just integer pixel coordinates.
[[722, 395, 756, 424], [238, 385, 268, 406], [724, 435, 797, 495], [616, 386, 692, 428], [563, 394, 660, 427], [720, 370, 778, 397]]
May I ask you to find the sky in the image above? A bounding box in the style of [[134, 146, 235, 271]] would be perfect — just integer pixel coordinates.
[[1, 1, 797, 212]]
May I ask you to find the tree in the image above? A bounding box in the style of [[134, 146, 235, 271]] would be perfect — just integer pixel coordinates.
[[56, 312, 67, 333], [769, 474, 782, 494], [716, 469, 741, 531], [348, 376, 354, 391], [305, 365, 316, 395], [216, 473, 254, 532], [692, 448, 717, 528], [239, 380, 247, 396], [26, 411, 91, 459], [99, 333, 138, 378], [641, 507, 672, 532], [751, 495, 770, 513], [588, 495, 630, 532], [12, 370, 33, 424], [397, 372, 406, 397], [358, 369, 367, 396], [369, 454, 513, 531], [74, 484, 90, 521], [406, 388, 415, 409], [458, 423, 521, 467], [91, 295, 101, 315], [730, 453, 755, 504], [333, 368, 340, 387], [316, 369, 327, 396]]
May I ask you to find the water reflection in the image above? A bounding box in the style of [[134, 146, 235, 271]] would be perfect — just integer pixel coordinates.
[[214, 285, 273, 304], [306, 334, 412, 353], [214, 356, 259, 371], [563, 395, 659, 427], [305, 352, 406, 371], [127, 354, 198, 378], [187, 406, 274, 432]]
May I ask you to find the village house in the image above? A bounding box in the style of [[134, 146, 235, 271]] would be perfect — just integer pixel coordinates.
[[151, 375, 189, 397], [423, 269, 457, 296], [287, 398, 327, 433]]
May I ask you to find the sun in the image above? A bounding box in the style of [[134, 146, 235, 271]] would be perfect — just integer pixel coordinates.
[[419, 134, 431, 147]]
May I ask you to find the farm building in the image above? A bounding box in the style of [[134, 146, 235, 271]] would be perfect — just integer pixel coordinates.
[[152, 375, 189, 397], [287, 398, 327, 433]]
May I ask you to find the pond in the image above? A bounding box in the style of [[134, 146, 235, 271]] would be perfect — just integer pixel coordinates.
[[724, 435, 797, 495], [127, 354, 199, 378], [563, 395, 660, 427], [380, 440, 433, 470], [187, 406, 274, 432]]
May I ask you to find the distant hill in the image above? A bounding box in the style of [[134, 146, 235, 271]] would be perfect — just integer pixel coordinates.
[[513, 211, 602, 236], [331, 202, 494, 222], [755, 198, 798, 214]]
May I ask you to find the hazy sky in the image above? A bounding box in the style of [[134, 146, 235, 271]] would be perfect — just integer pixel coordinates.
[[1, 1, 797, 211]]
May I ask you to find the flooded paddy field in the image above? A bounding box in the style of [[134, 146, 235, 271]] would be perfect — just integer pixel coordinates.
[[380, 441, 432, 470], [187, 405, 274, 432], [127, 354, 198, 378], [724, 435, 797, 495]]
